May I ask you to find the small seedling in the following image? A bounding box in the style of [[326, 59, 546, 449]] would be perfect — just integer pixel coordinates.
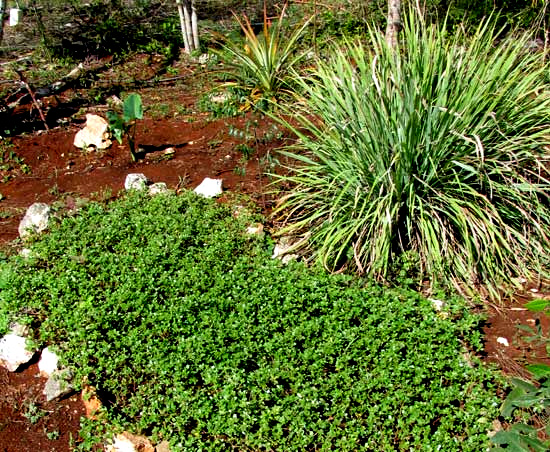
[[107, 94, 143, 162], [45, 429, 60, 440], [24, 402, 46, 424]]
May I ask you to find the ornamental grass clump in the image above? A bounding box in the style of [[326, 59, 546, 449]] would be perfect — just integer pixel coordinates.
[[274, 11, 550, 298]]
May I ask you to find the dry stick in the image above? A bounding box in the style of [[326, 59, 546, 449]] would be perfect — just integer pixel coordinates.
[[16, 71, 49, 131]]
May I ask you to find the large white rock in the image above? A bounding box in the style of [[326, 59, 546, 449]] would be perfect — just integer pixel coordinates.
[[124, 173, 149, 191], [0, 333, 34, 372], [193, 178, 222, 198], [74, 114, 112, 150], [18, 202, 50, 239], [39, 347, 60, 377]]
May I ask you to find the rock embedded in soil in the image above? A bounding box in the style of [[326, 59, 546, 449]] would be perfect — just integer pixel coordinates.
[[193, 177, 223, 198], [125, 173, 149, 191], [148, 182, 171, 196], [246, 223, 264, 235], [272, 237, 299, 264], [44, 368, 74, 402], [105, 432, 155, 452], [18, 202, 51, 239], [73, 114, 112, 150], [0, 332, 35, 372]]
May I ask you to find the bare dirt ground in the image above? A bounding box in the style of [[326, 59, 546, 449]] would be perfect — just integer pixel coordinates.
[[0, 55, 549, 450]]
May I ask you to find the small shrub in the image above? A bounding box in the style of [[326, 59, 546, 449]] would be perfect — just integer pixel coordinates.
[[216, 5, 311, 111], [492, 298, 550, 450], [0, 191, 502, 450]]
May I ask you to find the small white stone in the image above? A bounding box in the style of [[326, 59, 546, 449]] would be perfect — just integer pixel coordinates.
[[124, 173, 149, 191], [193, 178, 222, 198], [429, 298, 445, 311], [272, 243, 291, 259], [9, 323, 29, 337], [19, 248, 33, 258], [105, 432, 154, 452], [39, 347, 60, 376], [281, 254, 299, 264], [496, 337, 510, 347], [43, 368, 74, 401], [0, 333, 34, 372], [18, 202, 51, 239], [148, 182, 170, 196], [210, 92, 229, 104], [246, 224, 264, 235]]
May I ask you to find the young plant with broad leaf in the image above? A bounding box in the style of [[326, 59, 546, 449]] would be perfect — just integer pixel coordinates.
[[107, 93, 143, 162]]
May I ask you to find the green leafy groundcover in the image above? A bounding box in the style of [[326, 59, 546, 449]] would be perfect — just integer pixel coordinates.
[[0, 192, 500, 450]]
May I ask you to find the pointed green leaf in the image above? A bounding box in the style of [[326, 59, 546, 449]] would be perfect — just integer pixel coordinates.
[[123, 94, 143, 122]]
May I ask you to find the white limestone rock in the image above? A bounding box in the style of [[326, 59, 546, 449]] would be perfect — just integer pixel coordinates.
[[74, 114, 112, 150], [209, 92, 229, 104], [18, 202, 51, 239], [39, 347, 60, 377], [497, 337, 510, 347], [43, 368, 74, 401], [125, 173, 149, 191], [194, 178, 223, 198], [272, 238, 299, 264], [105, 432, 154, 452], [148, 182, 171, 196], [0, 332, 34, 372], [246, 223, 264, 235]]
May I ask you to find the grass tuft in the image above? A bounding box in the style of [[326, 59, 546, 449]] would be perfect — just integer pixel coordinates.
[[274, 11, 550, 299]]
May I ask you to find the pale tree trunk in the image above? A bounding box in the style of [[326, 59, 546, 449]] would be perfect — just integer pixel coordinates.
[[191, 0, 199, 51], [0, 0, 5, 47], [175, 0, 191, 53], [385, 0, 401, 49], [176, 0, 199, 54], [183, 1, 193, 52]]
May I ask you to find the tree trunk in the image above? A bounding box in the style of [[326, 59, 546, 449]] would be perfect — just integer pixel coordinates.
[[191, 0, 199, 51], [385, 0, 401, 49], [0, 0, 5, 47], [175, 0, 191, 53], [183, 0, 194, 52]]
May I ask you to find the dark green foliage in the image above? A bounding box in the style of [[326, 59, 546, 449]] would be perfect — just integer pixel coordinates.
[[492, 299, 550, 450], [0, 191, 500, 450]]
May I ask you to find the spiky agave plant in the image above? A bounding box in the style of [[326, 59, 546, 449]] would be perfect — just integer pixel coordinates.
[[219, 4, 311, 110], [274, 10, 550, 299]]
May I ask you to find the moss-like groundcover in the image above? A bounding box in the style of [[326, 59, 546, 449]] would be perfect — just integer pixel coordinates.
[[0, 192, 500, 450]]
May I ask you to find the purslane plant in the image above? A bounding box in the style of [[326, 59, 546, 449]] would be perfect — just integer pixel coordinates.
[[0, 191, 501, 450], [273, 10, 550, 299]]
